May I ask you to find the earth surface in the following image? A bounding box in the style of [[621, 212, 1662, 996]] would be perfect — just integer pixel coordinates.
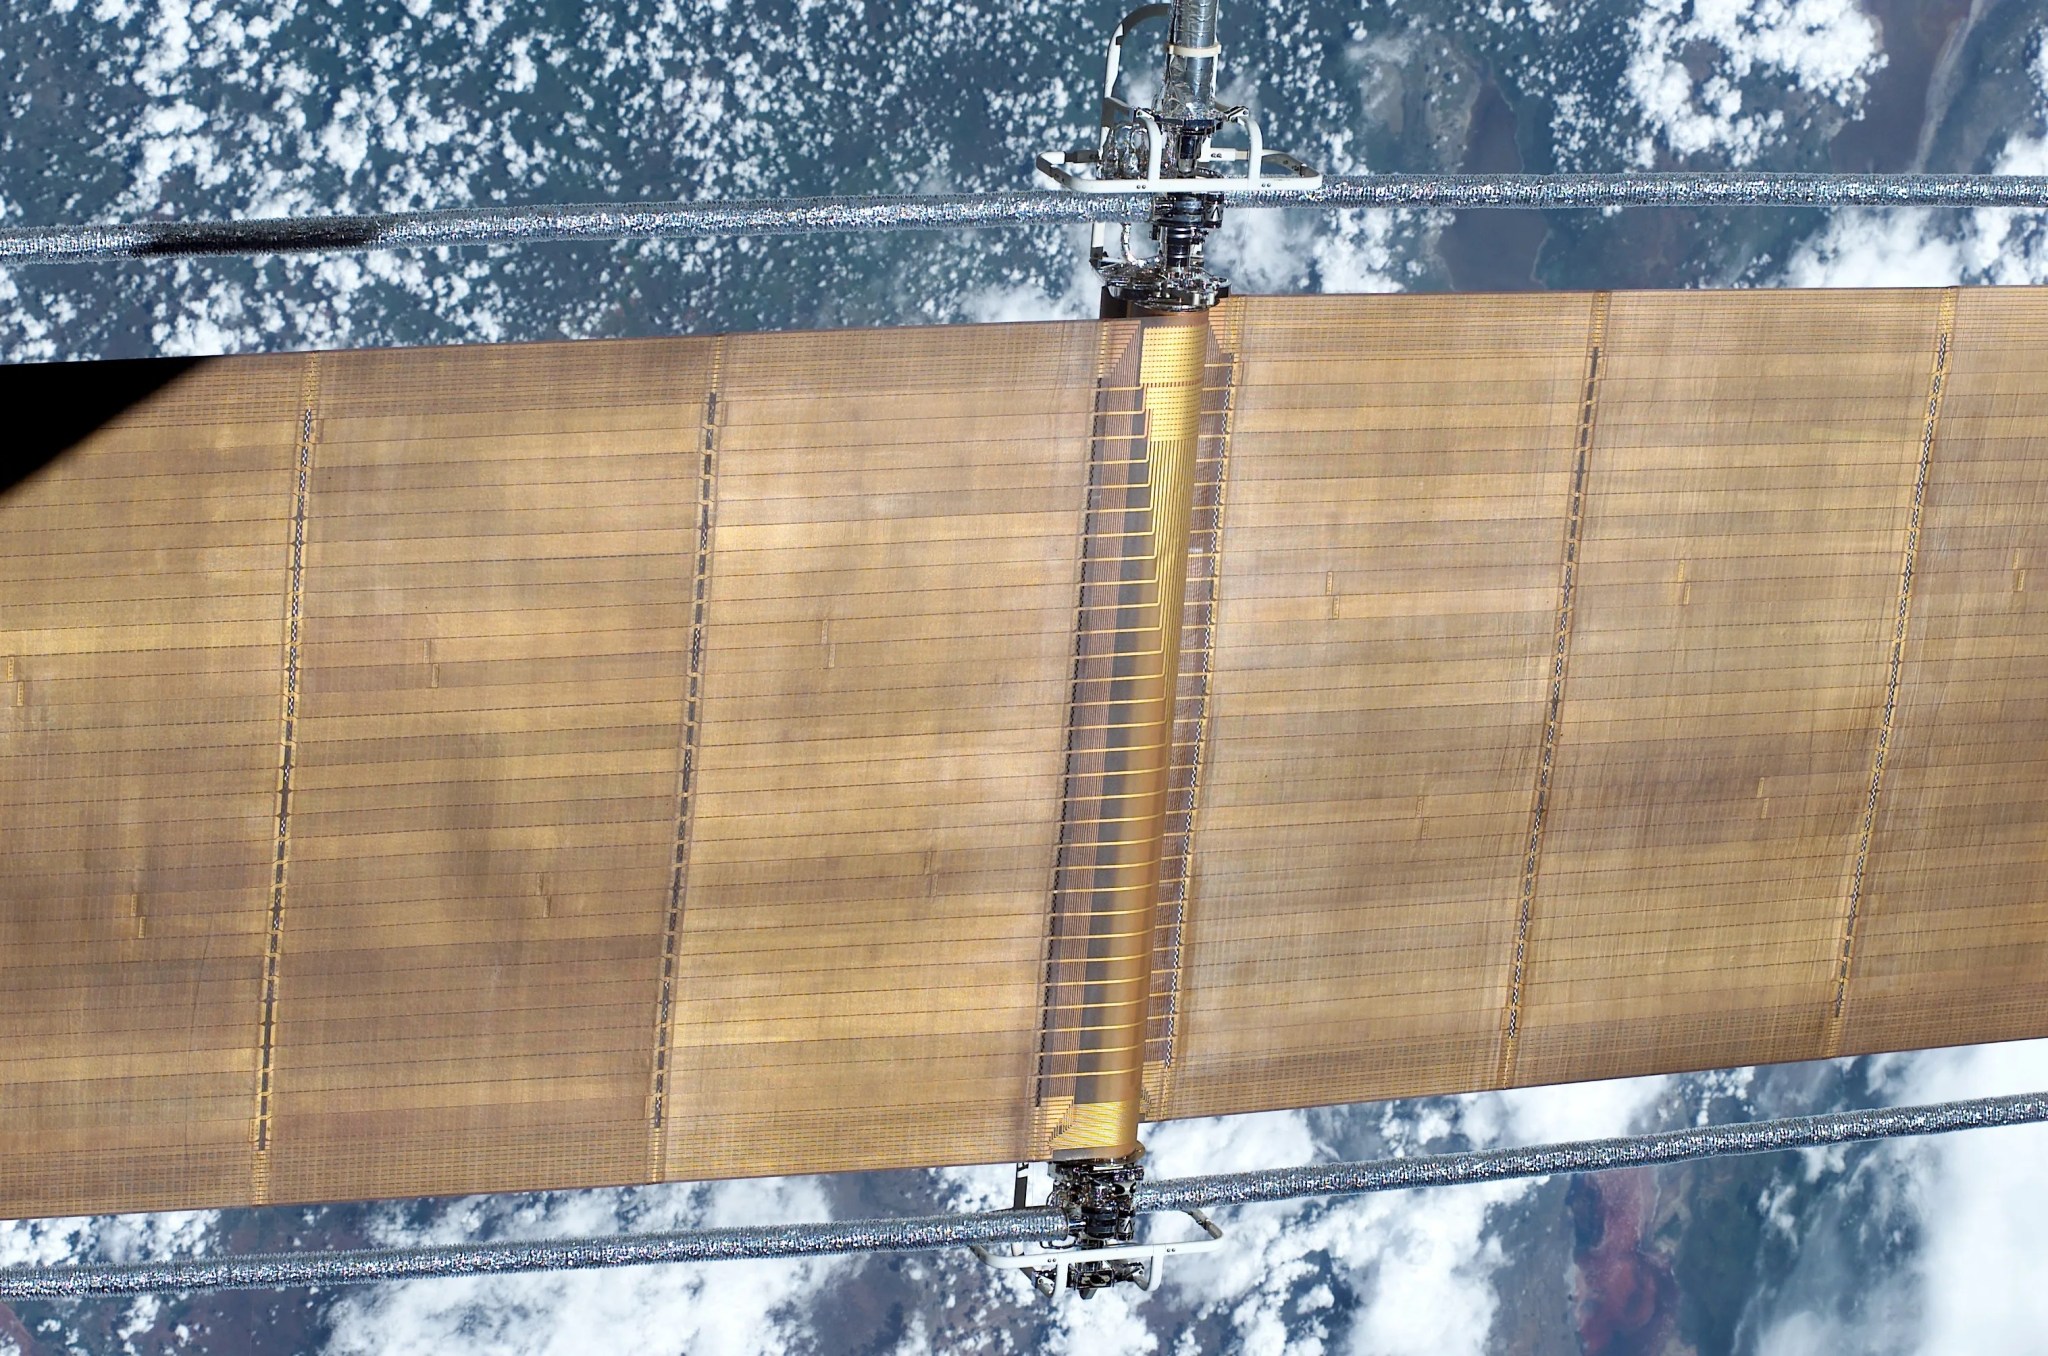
[[4, 2, 2048, 1353]]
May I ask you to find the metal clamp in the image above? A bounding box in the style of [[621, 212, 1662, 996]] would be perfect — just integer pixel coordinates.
[[973, 1209, 1225, 1299], [1035, 126, 1323, 195], [1035, 2, 1321, 313]]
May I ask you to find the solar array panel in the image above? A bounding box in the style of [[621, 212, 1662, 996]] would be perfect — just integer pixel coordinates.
[[4, 288, 2046, 1218]]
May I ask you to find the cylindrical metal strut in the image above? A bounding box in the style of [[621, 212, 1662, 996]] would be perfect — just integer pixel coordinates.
[[1159, 0, 1221, 122], [1137, 1089, 2048, 1211]]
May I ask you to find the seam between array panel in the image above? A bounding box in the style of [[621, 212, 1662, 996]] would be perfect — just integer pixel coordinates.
[[1826, 287, 1958, 1056], [1496, 291, 1609, 1089], [252, 354, 322, 1202], [649, 339, 724, 1178]]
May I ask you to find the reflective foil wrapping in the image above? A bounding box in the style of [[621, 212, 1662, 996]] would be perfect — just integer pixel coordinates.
[[0, 1208, 1072, 1300], [1136, 1091, 2048, 1212], [6, 174, 2048, 265]]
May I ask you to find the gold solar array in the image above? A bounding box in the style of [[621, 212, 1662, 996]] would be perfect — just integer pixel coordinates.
[[4, 288, 2048, 1219], [660, 324, 1097, 1180], [1170, 294, 1592, 1117], [264, 339, 713, 1205]]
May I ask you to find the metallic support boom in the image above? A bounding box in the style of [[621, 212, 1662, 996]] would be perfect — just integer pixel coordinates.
[[1136, 1089, 2048, 1212], [5, 1091, 2041, 1301], [9, 176, 2048, 267]]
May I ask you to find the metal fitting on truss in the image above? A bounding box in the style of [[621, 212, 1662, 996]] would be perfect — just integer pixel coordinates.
[[973, 1153, 1225, 1299], [1037, 0, 1320, 314]]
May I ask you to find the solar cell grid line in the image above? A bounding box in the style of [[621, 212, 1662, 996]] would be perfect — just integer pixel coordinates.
[[250, 356, 321, 1202], [1508, 289, 1947, 1088], [1496, 290, 1609, 1087], [1823, 288, 1959, 1053], [648, 336, 723, 1178], [266, 338, 714, 1206]]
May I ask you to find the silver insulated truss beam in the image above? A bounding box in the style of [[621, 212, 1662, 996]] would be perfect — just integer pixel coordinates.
[[5, 175, 2048, 267], [3, 1091, 2042, 1300]]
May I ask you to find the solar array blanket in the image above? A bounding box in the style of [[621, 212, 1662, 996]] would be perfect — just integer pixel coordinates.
[[4, 287, 2046, 1218]]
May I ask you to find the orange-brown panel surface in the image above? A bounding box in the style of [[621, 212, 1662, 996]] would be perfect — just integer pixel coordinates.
[[1507, 290, 1941, 1085], [0, 356, 303, 1215], [1165, 294, 1593, 1118], [1, 321, 1097, 1215], [659, 324, 1098, 1178], [263, 339, 713, 1204], [1841, 288, 2048, 1055], [1164, 289, 2026, 1123], [11, 294, 2048, 1220]]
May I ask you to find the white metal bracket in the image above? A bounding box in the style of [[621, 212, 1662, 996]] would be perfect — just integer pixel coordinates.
[[1034, 133, 1323, 196], [972, 1210, 1225, 1299], [1033, 5, 1322, 197]]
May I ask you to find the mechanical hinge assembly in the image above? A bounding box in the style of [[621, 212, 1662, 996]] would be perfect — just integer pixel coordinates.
[[1037, 0, 1321, 314], [973, 1154, 1226, 1299]]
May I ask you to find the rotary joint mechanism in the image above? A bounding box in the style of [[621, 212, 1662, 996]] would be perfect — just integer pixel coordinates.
[[973, 1154, 1225, 1299], [1037, 0, 1321, 314]]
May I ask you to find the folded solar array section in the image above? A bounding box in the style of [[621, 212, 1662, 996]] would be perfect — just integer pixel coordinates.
[[3, 288, 2048, 1219]]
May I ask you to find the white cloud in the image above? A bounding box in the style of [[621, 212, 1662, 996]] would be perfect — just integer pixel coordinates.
[[1783, 28, 2048, 288], [501, 35, 539, 95], [1130, 1075, 1665, 1356], [1624, 0, 1882, 165], [1208, 208, 1408, 296], [1892, 1041, 2048, 1355], [1469, 1072, 1673, 1148], [0, 1208, 216, 1270], [958, 234, 1102, 323], [321, 1177, 847, 1356], [1156, 1175, 1520, 1356], [117, 1293, 161, 1353], [1780, 207, 1976, 288], [1147, 1109, 1320, 1178], [1047, 1285, 1160, 1356], [1752, 1039, 2048, 1356]]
